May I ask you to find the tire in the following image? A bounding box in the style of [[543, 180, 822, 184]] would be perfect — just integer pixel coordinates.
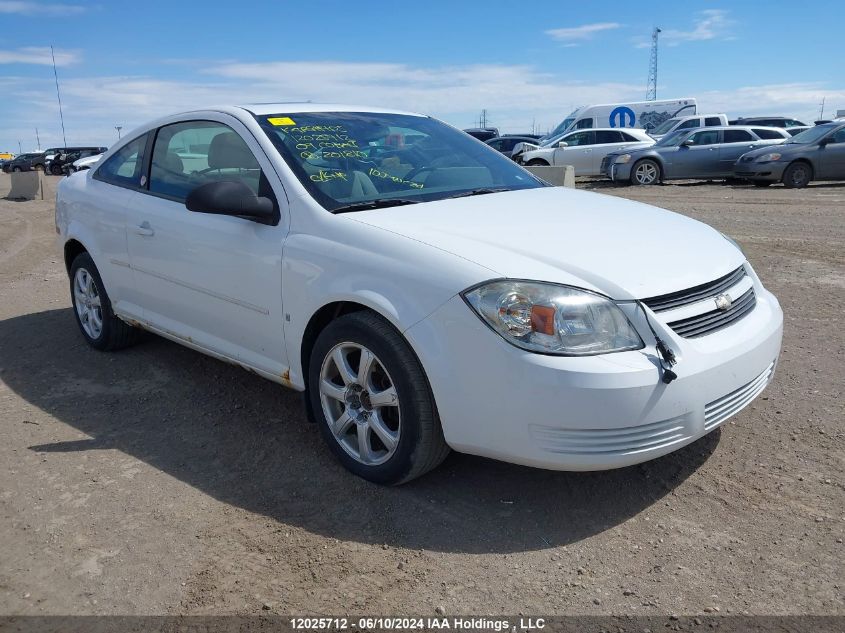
[[782, 162, 812, 188], [526, 159, 549, 166], [12, 166, 21, 172], [631, 159, 661, 185], [50, 165, 62, 176], [753, 181, 773, 187], [69, 252, 140, 351], [308, 311, 449, 485]]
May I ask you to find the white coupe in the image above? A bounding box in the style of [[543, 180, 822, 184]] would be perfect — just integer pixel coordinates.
[[55, 104, 783, 484]]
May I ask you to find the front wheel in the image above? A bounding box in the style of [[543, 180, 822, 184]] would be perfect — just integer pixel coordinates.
[[782, 162, 812, 188], [308, 311, 449, 484], [526, 159, 549, 166], [631, 159, 661, 185]]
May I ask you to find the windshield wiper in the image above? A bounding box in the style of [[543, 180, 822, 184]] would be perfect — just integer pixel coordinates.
[[331, 198, 421, 214], [442, 187, 512, 200]]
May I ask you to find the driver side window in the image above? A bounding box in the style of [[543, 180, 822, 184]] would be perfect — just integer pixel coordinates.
[[149, 121, 262, 203]]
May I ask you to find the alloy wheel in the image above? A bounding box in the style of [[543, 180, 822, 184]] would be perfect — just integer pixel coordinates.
[[319, 342, 401, 466], [634, 161, 659, 185], [73, 267, 103, 340]]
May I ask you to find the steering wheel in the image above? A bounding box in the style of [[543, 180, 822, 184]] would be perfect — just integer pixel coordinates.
[[403, 165, 439, 182]]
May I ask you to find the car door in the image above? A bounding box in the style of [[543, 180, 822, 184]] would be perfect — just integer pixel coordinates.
[[125, 116, 290, 377], [553, 131, 595, 174], [818, 127, 845, 179], [719, 129, 760, 175], [671, 129, 722, 178]]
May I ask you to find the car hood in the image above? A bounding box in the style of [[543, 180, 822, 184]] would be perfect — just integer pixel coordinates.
[[740, 142, 808, 159], [349, 187, 744, 300]]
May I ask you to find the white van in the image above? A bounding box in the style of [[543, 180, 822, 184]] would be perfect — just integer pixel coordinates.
[[649, 113, 729, 140], [546, 98, 697, 138]]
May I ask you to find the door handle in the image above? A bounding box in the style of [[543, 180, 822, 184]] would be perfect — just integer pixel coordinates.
[[134, 222, 154, 237]]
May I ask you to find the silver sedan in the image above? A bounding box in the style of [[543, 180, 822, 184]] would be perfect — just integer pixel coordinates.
[[603, 126, 790, 185]]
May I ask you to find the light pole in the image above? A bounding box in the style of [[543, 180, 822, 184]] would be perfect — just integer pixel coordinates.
[[115, 126, 122, 139]]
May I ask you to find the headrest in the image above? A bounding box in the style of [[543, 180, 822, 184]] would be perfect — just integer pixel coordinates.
[[208, 132, 258, 171]]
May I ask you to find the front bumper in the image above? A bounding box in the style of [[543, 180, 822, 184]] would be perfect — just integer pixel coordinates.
[[604, 159, 633, 182], [405, 277, 783, 471], [733, 159, 787, 182]]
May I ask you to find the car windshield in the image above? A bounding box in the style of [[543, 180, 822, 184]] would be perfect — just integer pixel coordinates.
[[651, 118, 680, 135], [546, 115, 576, 139], [256, 112, 544, 212], [784, 124, 837, 144], [654, 130, 687, 147]]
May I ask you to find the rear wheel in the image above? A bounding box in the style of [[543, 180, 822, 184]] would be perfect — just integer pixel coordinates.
[[631, 159, 661, 185], [69, 253, 140, 351], [308, 311, 449, 484], [782, 162, 812, 188], [12, 166, 21, 172]]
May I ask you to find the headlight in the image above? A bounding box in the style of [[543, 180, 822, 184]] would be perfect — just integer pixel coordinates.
[[462, 280, 644, 356], [756, 152, 782, 162], [614, 154, 632, 164]]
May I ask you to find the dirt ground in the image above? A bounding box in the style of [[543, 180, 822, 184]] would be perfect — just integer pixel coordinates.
[[0, 173, 842, 617]]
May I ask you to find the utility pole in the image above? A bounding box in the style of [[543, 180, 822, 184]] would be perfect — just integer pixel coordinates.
[[35, 128, 41, 151], [480, 109, 488, 128], [51, 45, 68, 149], [18, 140, 22, 154], [115, 126, 123, 139], [819, 96, 826, 121], [646, 27, 661, 101]]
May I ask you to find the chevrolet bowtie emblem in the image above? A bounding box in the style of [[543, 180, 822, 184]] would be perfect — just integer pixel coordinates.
[[714, 293, 732, 311]]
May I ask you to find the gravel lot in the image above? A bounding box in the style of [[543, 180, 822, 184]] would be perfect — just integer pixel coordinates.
[[1, 173, 842, 617]]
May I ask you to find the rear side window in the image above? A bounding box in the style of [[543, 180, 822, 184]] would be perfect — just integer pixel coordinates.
[[753, 128, 785, 140], [595, 130, 625, 143], [831, 128, 845, 143], [621, 132, 641, 141], [575, 119, 593, 129], [149, 120, 263, 203], [678, 119, 700, 130], [94, 134, 147, 189], [705, 117, 722, 126], [724, 129, 754, 143]]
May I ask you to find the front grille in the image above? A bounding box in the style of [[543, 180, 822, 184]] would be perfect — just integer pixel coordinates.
[[666, 288, 756, 338], [704, 361, 775, 431], [530, 415, 689, 456], [642, 266, 746, 313]]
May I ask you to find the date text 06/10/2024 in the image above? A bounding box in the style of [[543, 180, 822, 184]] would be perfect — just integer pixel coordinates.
[[289, 617, 547, 631]]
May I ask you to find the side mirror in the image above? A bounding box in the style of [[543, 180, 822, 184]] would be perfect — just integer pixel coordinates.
[[819, 136, 833, 146], [682, 139, 695, 147], [186, 181, 276, 224], [557, 141, 569, 148]]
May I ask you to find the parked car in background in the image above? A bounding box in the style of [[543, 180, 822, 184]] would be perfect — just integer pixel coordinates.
[[47, 147, 108, 175], [648, 114, 729, 140], [604, 126, 790, 185], [66, 153, 105, 174], [485, 136, 542, 159], [518, 128, 654, 176], [55, 103, 782, 484], [463, 127, 499, 142], [734, 121, 845, 188], [40, 145, 108, 176], [729, 117, 806, 128], [2, 152, 42, 172]]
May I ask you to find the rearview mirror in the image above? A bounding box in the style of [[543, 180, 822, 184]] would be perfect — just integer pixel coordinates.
[[186, 181, 276, 224], [557, 141, 569, 148]]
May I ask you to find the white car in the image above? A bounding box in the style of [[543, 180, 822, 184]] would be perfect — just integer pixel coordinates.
[[70, 153, 104, 172], [518, 128, 655, 176], [55, 104, 783, 484]]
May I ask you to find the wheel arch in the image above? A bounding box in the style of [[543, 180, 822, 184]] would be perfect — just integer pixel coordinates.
[[63, 238, 88, 275]]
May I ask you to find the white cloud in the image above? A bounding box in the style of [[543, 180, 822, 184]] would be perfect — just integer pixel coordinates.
[[0, 1, 85, 16], [545, 22, 622, 42], [661, 9, 733, 46], [0, 46, 80, 66]]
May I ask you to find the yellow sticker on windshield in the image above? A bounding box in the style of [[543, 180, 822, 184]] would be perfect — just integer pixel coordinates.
[[268, 116, 296, 126]]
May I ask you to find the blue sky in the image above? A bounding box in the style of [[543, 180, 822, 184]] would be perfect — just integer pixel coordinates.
[[1, 0, 843, 151]]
